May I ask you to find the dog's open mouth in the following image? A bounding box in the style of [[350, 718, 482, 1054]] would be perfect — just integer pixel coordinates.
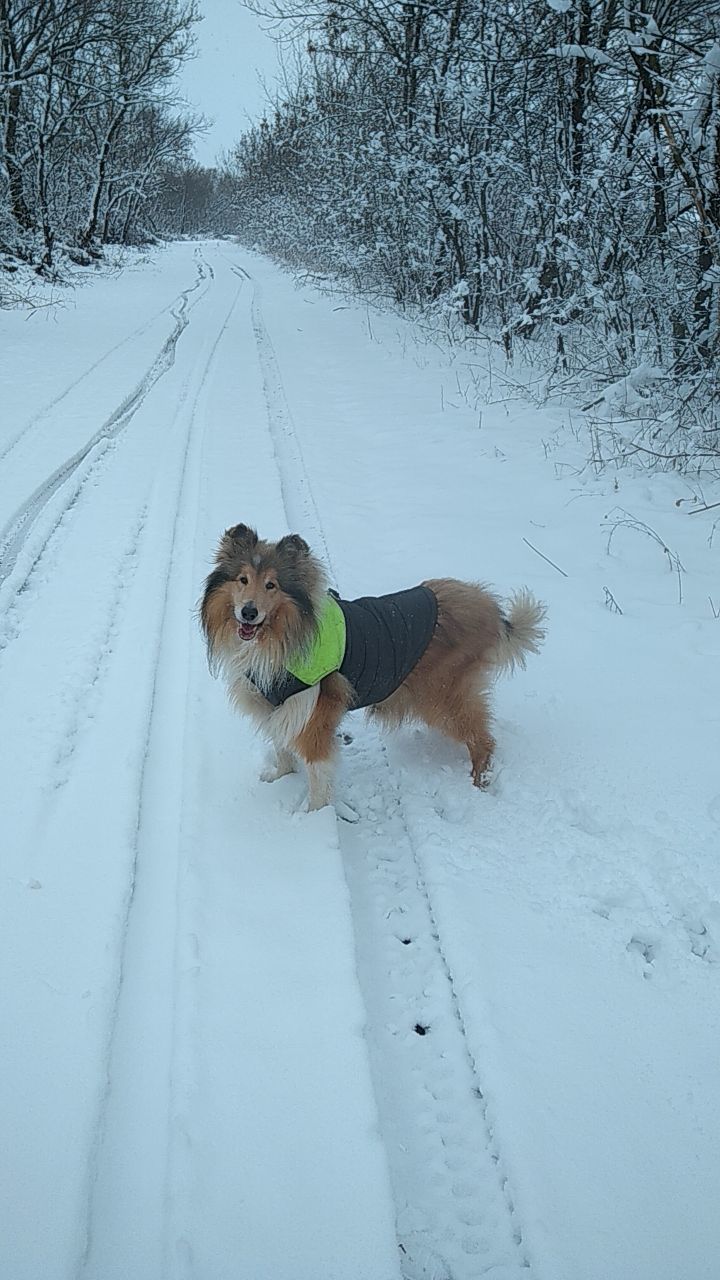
[[238, 620, 263, 641]]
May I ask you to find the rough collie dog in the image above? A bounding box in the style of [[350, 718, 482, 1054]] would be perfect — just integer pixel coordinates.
[[201, 524, 546, 813]]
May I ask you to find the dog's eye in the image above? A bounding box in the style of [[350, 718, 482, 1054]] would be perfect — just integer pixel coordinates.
[[239, 575, 248, 585], [265, 580, 276, 591]]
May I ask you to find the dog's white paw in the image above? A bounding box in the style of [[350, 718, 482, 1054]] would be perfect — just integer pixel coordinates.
[[303, 801, 331, 815], [260, 765, 285, 783], [260, 751, 297, 783], [299, 797, 359, 823]]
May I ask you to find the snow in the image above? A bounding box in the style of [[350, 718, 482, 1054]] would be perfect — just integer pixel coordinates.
[[549, 44, 617, 68], [705, 42, 720, 76], [1, 240, 719, 1280]]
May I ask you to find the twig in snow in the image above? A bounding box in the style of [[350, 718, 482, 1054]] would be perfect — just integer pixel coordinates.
[[522, 537, 568, 577], [604, 587, 623, 614], [688, 500, 720, 515], [710, 597, 720, 620], [603, 507, 685, 604]]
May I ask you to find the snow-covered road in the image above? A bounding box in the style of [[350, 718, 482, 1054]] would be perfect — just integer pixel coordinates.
[[1, 242, 719, 1280]]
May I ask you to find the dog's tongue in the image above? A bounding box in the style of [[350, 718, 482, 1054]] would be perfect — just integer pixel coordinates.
[[238, 622, 258, 641]]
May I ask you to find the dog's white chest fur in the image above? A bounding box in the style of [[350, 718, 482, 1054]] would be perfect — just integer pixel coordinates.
[[228, 665, 319, 749], [266, 684, 319, 747]]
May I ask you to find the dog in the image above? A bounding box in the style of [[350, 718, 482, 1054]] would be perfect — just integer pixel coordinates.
[[200, 523, 546, 812]]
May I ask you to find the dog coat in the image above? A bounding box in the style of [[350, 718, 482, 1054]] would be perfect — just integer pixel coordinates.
[[259, 585, 438, 709]]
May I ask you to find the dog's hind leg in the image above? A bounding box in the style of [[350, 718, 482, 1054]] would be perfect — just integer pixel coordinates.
[[467, 720, 496, 788], [405, 673, 496, 788], [441, 696, 496, 788]]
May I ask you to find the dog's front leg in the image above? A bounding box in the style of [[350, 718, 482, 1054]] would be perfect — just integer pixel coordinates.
[[292, 676, 352, 815], [305, 759, 335, 811], [260, 747, 297, 783]]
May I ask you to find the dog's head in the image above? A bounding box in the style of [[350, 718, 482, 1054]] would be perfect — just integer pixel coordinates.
[[200, 524, 325, 671]]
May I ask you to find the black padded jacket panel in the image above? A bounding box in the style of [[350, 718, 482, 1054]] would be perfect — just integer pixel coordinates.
[[338, 584, 438, 709], [252, 584, 438, 708]]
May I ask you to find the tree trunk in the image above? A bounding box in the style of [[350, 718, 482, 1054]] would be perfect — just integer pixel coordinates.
[[81, 113, 124, 248], [3, 84, 33, 231]]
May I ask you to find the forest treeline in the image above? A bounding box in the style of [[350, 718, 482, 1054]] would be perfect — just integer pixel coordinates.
[[223, 0, 720, 435], [0, 0, 200, 270]]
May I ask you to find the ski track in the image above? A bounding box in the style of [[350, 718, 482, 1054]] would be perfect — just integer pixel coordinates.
[[77, 276, 244, 1280], [0, 251, 212, 598], [246, 264, 534, 1278]]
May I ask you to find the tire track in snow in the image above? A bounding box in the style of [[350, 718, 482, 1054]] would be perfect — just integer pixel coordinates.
[[0, 251, 211, 467], [0, 440, 112, 656], [342, 729, 534, 1279], [247, 264, 534, 1278], [77, 274, 244, 1280], [0, 252, 212, 599], [51, 506, 149, 789], [248, 272, 336, 577]]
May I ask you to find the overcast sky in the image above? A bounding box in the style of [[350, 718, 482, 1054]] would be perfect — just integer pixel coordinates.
[[177, 0, 285, 166]]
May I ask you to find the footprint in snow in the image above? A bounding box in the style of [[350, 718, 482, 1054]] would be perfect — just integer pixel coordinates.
[[626, 934, 659, 974], [561, 789, 609, 837]]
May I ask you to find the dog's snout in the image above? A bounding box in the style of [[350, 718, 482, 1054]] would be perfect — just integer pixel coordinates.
[[241, 602, 259, 622]]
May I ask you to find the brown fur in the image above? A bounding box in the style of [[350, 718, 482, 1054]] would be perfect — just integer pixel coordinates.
[[294, 673, 354, 764], [200, 526, 546, 810], [368, 580, 511, 785]]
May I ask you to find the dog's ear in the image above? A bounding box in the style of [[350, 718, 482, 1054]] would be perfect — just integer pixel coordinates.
[[276, 533, 310, 556], [226, 523, 258, 548], [217, 522, 258, 566]]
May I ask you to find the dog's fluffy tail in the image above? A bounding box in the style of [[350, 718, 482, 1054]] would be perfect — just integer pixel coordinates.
[[494, 589, 546, 673]]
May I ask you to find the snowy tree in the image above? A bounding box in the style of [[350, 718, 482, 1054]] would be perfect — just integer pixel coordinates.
[[227, 0, 720, 399], [0, 0, 199, 270]]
